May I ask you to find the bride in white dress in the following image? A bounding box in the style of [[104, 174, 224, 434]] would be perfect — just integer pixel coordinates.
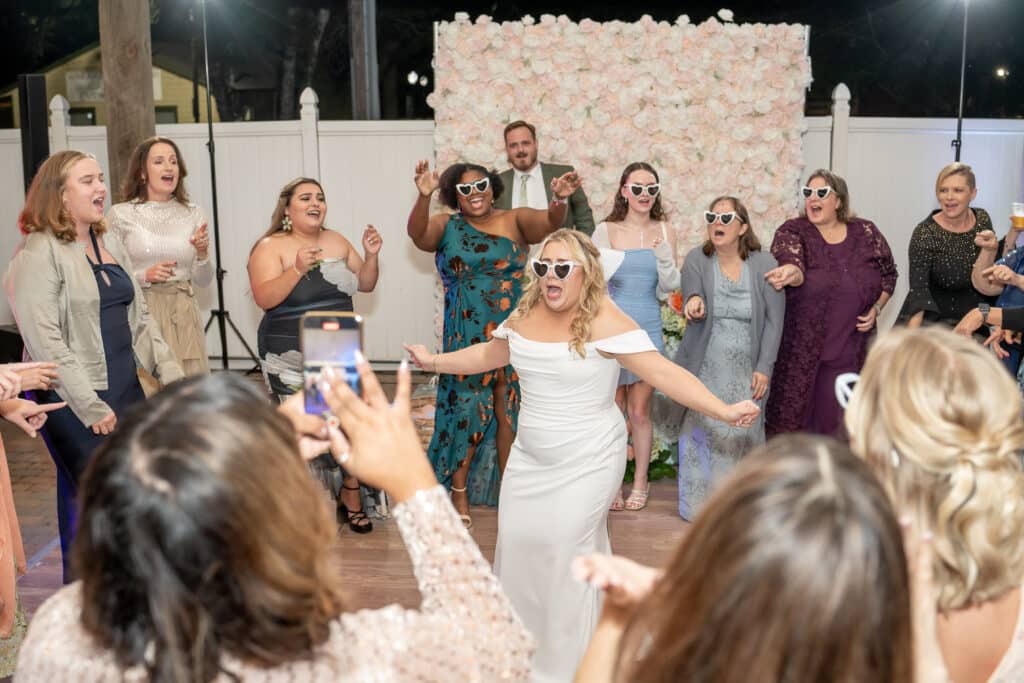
[[406, 229, 760, 682]]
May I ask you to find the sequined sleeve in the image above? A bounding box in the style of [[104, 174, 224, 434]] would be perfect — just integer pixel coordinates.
[[336, 484, 535, 681], [897, 222, 941, 322], [189, 205, 214, 288], [14, 486, 535, 682]]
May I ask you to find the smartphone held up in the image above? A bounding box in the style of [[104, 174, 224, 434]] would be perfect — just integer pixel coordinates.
[[300, 311, 363, 417]]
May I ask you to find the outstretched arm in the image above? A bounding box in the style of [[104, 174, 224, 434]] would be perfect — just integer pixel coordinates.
[[972, 230, 1003, 296], [405, 338, 511, 376], [616, 351, 758, 426]]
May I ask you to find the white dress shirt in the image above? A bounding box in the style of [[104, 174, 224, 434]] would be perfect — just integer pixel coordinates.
[[512, 164, 549, 211]]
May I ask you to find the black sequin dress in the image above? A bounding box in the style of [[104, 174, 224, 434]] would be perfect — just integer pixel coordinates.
[[897, 207, 995, 326]]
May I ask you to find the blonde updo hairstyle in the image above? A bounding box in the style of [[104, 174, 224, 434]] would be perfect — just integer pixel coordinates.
[[844, 327, 1024, 610], [504, 228, 605, 358]]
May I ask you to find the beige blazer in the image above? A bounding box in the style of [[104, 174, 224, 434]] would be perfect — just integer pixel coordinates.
[[4, 229, 183, 426]]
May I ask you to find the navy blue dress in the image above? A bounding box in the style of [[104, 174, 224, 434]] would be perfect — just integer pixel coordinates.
[[33, 229, 145, 581], [257, 267, 353, 400]]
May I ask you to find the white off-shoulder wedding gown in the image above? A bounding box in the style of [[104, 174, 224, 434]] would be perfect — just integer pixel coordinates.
[[492, 322, 656, 683]]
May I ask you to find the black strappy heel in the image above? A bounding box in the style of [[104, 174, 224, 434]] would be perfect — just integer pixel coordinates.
[[337, 484, 373, 534]]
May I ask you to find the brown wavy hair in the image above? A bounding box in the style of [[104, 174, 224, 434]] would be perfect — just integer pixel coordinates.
[[845, 327, 1024, 610], [701, 195, 762, 259], [19, 150, 107, 242], [121, 136, 190, 204], [800, 168, 854, 224], [253, 177, 326, 248], [74, 373, 346, 682], [602, 162, 668, 223], [504, 228, 605, 357], [615, 435, 913, 683]]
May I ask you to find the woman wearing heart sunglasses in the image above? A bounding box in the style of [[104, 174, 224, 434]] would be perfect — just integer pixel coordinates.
[[591, 162, 679, 512], [405, 229, 758, 683], [764, 169, 897, 437], [673, 196, 784, 521], [407, 160, 582, 527]]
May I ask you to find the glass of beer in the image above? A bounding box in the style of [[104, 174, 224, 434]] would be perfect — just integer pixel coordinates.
[[1014, 202, 1024, 229]]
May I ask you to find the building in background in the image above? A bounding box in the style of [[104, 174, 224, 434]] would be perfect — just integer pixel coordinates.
[[0, 41, 222, 128]]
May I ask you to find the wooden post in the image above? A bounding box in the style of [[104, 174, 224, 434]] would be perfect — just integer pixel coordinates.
[[99, 0, 155, 196]]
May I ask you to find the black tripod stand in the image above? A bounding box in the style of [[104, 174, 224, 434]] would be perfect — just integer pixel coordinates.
[[196, 0, 259, 371]]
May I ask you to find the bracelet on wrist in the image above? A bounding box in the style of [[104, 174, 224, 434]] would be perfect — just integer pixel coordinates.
[[432, 356, 439, 374], [293, 264, 303, 277], [873, 303, 882, 316], [551, 196, 568, 206]]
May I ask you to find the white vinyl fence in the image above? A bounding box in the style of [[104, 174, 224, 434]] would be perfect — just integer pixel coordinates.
[[0, 86, 1022, 362]]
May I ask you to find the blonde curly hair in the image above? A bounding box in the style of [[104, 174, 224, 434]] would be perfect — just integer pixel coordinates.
[[844, 327, 1024, 610], [504, 229, 605, 357]]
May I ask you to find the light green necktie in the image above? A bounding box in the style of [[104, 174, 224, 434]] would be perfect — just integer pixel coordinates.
[[518, 174, 529, 208]]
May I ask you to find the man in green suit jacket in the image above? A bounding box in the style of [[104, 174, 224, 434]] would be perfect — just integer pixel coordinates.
[[494, 120, 595, 236]]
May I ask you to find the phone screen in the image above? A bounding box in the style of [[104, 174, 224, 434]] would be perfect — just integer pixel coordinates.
[[301, 313, 362, 417]]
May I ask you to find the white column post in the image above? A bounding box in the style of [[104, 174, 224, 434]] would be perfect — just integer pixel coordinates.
[[829, 83, 851, 176], [299, 87, 321, 179], [49, 95, 71, 152]]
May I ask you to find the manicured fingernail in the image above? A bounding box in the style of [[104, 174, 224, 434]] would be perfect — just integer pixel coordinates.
[[921, 531, 934, 542], [899, 514, 912, 527], [355, 350, 366, 364], [323, 366, 338, 380], [318, 378, 331, 395], [400, 358, 409, 372], [326, 415, 340, 429]]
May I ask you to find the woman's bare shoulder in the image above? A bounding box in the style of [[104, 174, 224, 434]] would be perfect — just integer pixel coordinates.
[[249, 232, 290, 262]]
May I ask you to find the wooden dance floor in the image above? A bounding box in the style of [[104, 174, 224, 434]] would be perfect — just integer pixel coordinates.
[[3, 370, 687, 617]]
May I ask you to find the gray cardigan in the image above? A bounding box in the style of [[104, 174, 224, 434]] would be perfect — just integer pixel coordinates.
[[674, 248, 785, 379], [4, 229, 183, 426]]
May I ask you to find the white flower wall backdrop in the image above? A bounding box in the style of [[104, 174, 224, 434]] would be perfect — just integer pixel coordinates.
[[429, 12, 812, 253]]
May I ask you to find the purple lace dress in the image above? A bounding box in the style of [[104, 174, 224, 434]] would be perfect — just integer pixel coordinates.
[[766, 217, 897, 436]]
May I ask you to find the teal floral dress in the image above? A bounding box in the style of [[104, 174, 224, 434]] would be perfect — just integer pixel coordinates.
[[430, 213, 526, 505]]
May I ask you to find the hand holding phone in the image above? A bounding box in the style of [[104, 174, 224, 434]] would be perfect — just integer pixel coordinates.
[[301, 312, 363, 418]]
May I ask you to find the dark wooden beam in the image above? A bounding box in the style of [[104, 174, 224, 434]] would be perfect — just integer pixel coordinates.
[[98, 0, 156, 199]]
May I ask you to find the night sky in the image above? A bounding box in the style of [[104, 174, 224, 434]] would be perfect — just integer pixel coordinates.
[[1, 0, 1021, 120]]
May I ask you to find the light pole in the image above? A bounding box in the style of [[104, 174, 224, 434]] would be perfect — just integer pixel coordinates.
[[952, 0, 970, 161]]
